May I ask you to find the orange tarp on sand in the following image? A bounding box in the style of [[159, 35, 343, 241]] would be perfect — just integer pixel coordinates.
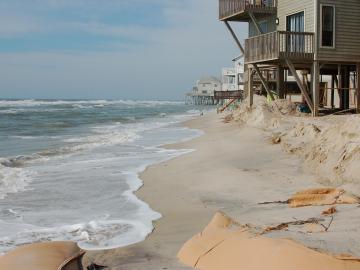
[[0, 241, 83, 270], [178, 212, 360, 270]]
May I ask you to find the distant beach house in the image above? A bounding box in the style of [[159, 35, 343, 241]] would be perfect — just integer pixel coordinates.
[[197, 76, 222, 95], [186, 76, 222, 105], [219, 0, 360, 116], [222, 56, 245, 92]]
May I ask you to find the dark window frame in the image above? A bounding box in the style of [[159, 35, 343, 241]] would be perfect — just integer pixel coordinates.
[[320, 4, 336, 48], [286, 11, 305, 53]]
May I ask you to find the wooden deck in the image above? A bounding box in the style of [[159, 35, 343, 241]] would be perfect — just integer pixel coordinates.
[[245, 31, 315, 64], [219, 0, 277, 21], [214, 90, 243, 100]]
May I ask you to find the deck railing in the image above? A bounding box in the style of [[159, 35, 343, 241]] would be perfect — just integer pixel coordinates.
[[214, 90, 243, 100], [253, 69, 277, 82], [219, 0, 277, 20], [245, 31, 315, 63]]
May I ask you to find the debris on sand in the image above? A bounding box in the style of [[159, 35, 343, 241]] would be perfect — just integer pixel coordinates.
[[289, 188, 360, 208], [322, 207, 337, 216], [260, 188, 359, 208]]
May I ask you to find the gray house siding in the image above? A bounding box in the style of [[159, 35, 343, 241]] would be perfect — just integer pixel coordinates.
[[317, 0, 360, 62], [277, 0, 315, 33]]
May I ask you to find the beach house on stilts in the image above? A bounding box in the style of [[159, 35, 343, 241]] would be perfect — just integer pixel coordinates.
[[219, 0, 360, 116], [186, 77, 222, 105]]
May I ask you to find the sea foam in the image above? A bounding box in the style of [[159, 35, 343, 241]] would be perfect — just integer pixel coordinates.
[[0, 162, 33, 199], [0, 100, 202, 254]]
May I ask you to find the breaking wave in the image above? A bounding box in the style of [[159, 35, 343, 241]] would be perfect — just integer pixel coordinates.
[[0, 99, 184, 108], [0, 162, 33, 199]]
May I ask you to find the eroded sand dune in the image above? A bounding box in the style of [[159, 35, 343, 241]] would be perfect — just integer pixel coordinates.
[[231, 96, 360, 193]]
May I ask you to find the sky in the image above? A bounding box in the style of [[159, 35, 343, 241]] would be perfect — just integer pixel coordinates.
[[0, 0, 247, 100]]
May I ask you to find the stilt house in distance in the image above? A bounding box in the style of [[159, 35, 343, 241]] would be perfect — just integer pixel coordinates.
[[186, 76, 222, 105], [219, 0, 360, 116]]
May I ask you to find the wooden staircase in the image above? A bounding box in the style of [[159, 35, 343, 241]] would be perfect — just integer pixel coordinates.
[[218, 98, 238, 113]]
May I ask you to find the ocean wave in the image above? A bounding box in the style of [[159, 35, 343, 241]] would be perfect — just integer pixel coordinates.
[[0, 109, 19, 114], [0, 99, 184, 108], [0, 110, 202, 254], [0, 156, 37, 168], [0, 217, 155, 254], [65, 119, 184, 148], [2, 108, 199, 169], [2, 129, 142, 168], [187, 109, 201, 114], [0, 108, 65, 115], [63, 128, 140, 149], [11, 135, 52, 140], [0, 209, 22, 221], [0, 163, 33, 200]]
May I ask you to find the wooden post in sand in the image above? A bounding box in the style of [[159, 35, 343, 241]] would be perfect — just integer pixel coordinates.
[[248, 67, 254, 107], [312, 61, 320, 117], [338, 64, 343, 110], [277, 65, 285, 99], [331, 75, 335, 109]]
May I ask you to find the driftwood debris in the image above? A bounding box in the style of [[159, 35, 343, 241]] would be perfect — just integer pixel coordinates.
[[322, 206, 337, 216], [320, 216, 334, 232], [262, 217, 325, 234], [258, 200, 289, 205], [259, 188, 360, 208]]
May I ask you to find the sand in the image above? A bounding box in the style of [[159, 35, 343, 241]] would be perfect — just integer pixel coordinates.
[[232, 95, 360, 193], [86, 103, 360, 269]]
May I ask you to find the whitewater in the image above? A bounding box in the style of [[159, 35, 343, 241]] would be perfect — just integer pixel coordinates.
[[0, 99, 204, 254]]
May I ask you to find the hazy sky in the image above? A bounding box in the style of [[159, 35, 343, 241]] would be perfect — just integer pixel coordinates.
[[0, 0, 247, 100]]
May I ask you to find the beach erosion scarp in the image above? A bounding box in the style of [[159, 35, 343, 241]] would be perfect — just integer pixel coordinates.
[[87, 100, 360, 269]]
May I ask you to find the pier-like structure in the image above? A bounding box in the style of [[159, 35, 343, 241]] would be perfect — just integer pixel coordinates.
[[185, 92, 219, 106]]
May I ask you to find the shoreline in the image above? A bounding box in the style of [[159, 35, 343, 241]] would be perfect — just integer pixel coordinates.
[[0, 106, 203, 254], [86, 110, 360, 269], [85, 113, 217, 269]]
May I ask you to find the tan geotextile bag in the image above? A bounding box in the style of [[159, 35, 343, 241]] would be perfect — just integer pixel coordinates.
[[0, 241, 85, 270]]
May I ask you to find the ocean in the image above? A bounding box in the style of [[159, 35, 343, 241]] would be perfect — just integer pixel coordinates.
[[0, 99, 204, 253]]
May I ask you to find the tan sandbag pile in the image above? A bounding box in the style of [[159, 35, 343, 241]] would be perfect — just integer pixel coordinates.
[[289, 188, 360, 208], [0, 241, 84, 270], [177, 212, 360, 270]]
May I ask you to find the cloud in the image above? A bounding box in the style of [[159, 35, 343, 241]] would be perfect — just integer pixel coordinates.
[[0, 15, 43, 37], [0, 0, 246, 100]]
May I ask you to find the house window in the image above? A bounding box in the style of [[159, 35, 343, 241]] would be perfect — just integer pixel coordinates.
[[286, 11, 305, 53], [321, 5, 335, 48], [286, 11, 304, 32]]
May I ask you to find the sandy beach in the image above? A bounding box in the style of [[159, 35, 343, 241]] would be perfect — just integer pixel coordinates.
[[86, 101, 360, 269], [3, 1, 360, 268]]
